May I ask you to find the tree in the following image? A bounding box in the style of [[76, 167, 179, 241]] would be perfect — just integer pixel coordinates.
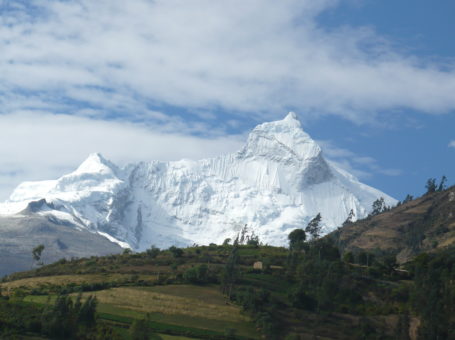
[[146, 245, 160, 258], [41, 295, 77, 338], [32, 244, 45, 266], [130, 315, 152, 340], [342, 209, 355, 227], [238, 225, 249, 244], [247, 234, 260, 247], [403, 194, 413, 203], [343, 252, 354, 263], [437, 175, 447, 192], [305, 213, 322, 240], [169, 246, 183, 258], [371, 197, 386, 216], [78, 295, 97, 328], [221, 243, 239, 298], [288, 229, 306, 251], [184, 264, 210, 284], [425, 178, 437, 194]]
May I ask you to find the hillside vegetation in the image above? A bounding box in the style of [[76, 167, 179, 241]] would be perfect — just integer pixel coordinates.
[[335, 185, 455, 263]]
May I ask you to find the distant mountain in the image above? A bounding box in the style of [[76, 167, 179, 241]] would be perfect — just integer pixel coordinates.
[[0, 199, 122, 276], [334, 186, 455, 263], [0, 113, 396, 251]]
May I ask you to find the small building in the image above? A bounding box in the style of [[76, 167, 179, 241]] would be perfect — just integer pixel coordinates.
[[253, 261, 263, 270]]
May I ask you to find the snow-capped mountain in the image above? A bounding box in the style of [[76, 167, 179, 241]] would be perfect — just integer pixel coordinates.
[[0, 113, 396, 250]]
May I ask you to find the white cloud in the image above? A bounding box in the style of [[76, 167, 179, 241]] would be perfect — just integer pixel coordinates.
[[0, 112, 244, 200], [1, 0, 455, 122], [0, 0, 452, 200], [449, 141, 455, 148]]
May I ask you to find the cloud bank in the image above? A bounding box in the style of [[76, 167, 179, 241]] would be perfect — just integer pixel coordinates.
[[1, 0, 454, 199], [2, 0, 455, 122]]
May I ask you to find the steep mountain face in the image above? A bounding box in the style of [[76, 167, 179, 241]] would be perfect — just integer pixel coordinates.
[[333, 186, 455, 263], [0, 113, 396, 250]]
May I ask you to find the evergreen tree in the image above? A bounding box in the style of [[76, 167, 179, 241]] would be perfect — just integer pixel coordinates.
[[221, 242, 239, 298], [305, 213, 322, 240], [437, 175, 447, 192], [342, 209, 355, 227], [371, 197, 386, 216], [403, 194, 413, 203], [425, 178, 437, 194], [41, 295, 77, 338], [78, 295, 97, 328]]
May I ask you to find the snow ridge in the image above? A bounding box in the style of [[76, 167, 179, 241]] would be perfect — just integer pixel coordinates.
[[0, 113, 396, 250]]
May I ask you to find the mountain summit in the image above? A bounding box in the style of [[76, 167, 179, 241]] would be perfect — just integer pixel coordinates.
[[0, 113, 396, 250]]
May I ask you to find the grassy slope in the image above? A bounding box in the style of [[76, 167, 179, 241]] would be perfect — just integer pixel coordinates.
[[0, 242, 422, 339], [2, 246, 282, 339], [334, 186, 455, 263]]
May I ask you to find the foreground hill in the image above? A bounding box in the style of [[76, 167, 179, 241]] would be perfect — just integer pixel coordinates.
[[0, 113, 395, 251], [334, 186, 455, 263], [1, 239, 454, 339]]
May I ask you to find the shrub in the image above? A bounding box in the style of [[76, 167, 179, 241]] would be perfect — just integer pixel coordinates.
[[146, 246, 160, 258], [169, 246, 184, 258]]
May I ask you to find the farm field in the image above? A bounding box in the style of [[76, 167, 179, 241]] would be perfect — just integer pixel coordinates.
[[23, 284, 259, 339]]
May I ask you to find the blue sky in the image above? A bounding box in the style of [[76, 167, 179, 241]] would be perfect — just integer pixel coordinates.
[[0, 0, 454, 201]]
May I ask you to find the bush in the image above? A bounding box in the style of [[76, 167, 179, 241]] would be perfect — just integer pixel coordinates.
[[146, 246, 160, 258], [169, 246, 184, 258], [183, 264, 210, 284]]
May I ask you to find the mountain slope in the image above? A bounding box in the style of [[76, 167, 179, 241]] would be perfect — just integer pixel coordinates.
[[0, 113, 396, 250], [0, 199, 122, 276], [334, 186, 455, 263]]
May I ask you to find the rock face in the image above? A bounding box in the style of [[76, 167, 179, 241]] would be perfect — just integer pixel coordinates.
[[0, 113, 396, 251]]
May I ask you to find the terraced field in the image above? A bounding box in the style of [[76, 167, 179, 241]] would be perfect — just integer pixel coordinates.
[[24, 284, 259, 339]]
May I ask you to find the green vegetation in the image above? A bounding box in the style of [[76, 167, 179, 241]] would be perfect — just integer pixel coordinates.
[[409, 249, 455, 339], [425, 175, 448, 194]]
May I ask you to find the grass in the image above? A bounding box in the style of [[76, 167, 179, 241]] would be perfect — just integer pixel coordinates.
[[23, 284, 260, 339], [143, 284, 228, 305], [0, 273, 157, 293], [98, 312, 231, 339], [81, 285, 249, 323]]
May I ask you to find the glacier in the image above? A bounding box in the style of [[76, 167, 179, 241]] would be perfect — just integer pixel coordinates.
[[0, 112, 396, 250]]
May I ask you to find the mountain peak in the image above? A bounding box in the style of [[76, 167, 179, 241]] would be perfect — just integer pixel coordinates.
[[75, 153, 116, 175], [243, 112, 320, 161], [282, 111, 300, 125]]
